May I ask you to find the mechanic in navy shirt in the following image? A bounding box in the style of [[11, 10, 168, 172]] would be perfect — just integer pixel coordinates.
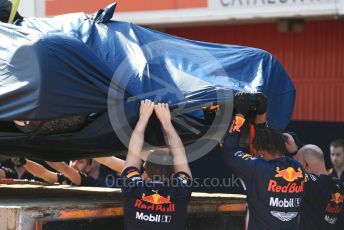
[[284, 136, 344, 230], [222, 92, 305, 230], [335, 188, 344, 230], [16, 158, 97, 186], [0, 157, 42, 182], [93, 156, 125, 188], [46, 159, 98, 186], [13, 158, 71, 184], [121, 100, 192, 230]]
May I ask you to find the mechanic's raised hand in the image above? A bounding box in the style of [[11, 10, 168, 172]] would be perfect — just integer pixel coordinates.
[[140, 99, 155, 121], [234, 92, 250, 116], [154, 103, 172, 126], [283, 133, 299, 154], [256, 92, 267, 115]]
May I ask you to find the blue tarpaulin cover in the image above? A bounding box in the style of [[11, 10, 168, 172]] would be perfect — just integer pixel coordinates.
[[0, 3, 295, 160]]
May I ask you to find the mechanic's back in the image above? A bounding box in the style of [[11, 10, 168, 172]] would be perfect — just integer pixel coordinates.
[[293, 145, 344, 230], [121, 101, 192, 230], [222, 96, 304, 230]]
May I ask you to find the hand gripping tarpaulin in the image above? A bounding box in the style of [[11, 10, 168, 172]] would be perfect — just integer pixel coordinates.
[[0, 3, 295, 160]]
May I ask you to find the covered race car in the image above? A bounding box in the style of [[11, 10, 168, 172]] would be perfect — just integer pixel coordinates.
[[0, 3, 295, 161]]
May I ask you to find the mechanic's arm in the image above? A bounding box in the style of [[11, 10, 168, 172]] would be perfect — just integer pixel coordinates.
[[19, 158, 58, 184], [46, 161, 81, 185], [0, 168, 6, 178], [283, 132, 305, 156], [222, 93, 267, 182], [222, 115, 260, 182], [122, 99, 155, 172], [0, 166, 15, 179], [94, 156, 125, 173], [255, 113, 267, 128], [283, 133, 299, 154], [155, 103, 192, 177], [254, 92, 268, 128]]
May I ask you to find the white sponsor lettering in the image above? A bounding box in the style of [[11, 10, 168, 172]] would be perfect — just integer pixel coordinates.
[[309, 174, 317, 181], [269, 197, 301, 208], [270, 211, 298, 221], [136, 212, 160, 222], [161, 215, 172, 223], [135, 212, 171, 223], [324, 215, 337, 224]]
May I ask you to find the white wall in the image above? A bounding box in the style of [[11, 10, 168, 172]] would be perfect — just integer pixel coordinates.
[[16, 0, 45, 17]]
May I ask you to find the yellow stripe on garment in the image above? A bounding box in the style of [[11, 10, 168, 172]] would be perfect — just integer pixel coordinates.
[[127, 170, 140, 178], [8, 0, 21, 24]]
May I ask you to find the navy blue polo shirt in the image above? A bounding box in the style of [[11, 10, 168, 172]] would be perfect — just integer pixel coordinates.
[[299, 173, 344, 230], [121, 167, 192, 230], [222, 131, 305, 230]]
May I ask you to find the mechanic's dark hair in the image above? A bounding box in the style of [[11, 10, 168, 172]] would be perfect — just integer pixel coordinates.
[[145, 150, 174, 181], [253, 127, 286, 156], [330, 139, 344, 149]]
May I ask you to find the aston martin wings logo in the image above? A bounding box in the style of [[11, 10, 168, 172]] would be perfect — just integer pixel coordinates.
[[270, 211, 298, 221]]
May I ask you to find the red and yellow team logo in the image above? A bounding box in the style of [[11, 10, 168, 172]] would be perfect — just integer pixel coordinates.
[[275, 167, 303, 182], [142, 193, 171, 205], [331, 193, 344, 205], [134, 193, 175, 212]]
